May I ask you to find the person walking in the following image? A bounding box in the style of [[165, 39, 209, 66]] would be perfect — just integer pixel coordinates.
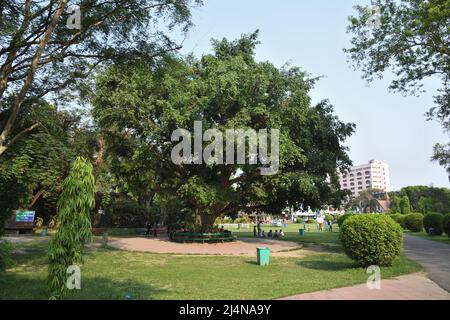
[[257, 221, 262, 237]]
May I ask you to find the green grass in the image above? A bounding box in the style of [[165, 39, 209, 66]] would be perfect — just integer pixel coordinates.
[[0, 238, 421, 300], [229, 223, 341, 249], [405, 230, 450, 245]]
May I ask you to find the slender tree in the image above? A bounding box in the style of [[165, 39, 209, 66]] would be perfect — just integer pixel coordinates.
[[47, 156, 95, 299]]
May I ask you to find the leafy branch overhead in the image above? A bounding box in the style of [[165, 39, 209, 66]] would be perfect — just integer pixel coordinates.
[[345, 0, 450, 175]]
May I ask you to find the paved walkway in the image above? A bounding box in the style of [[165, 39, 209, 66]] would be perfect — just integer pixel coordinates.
[[280, 273, 450, 300], [107, 236, 314, 257], [403, 234, 450, 292]]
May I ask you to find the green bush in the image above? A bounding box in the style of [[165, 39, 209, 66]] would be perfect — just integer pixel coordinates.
[[423, 213, 444, 235], [337, 213, 354, 226], [0, 241, 13, 271], [295, 218, 303, 224], [234, 216, 252, 224], [443, 213, 450, 237], [306, 218, 316, 224], [101, 199, 149, 228], [339, 214, 403, 266], [389, 214, 406, 229], [404, 213, 424, 232], [325, 214, 334, 223]]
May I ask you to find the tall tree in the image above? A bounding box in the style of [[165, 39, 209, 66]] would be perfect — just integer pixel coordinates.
[[345, 0, 450, 175], [0, 0, 201, 156], [93, 32, 355, 231]]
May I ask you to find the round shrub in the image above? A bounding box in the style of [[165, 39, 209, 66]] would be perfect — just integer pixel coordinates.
[[423, 213, 444, 235], [443, 213, 450, 238], [389, 214, 406, 229], [404, 213, 424, 232], [325, 214, 334, 223], [306, 218, 316, 224], [339, 214, 403, 266], [337, 213, 353, 227]]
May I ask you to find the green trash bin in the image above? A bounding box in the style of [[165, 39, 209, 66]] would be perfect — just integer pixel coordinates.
[[257, 247, 270, 266], [41, 228, 48, 236], [299, 228, 305, 236]]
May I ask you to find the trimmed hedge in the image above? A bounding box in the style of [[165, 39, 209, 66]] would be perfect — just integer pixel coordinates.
[[337, 213, 354, 227], [389, 214, 406, 229], [423, 213, 444, 235], [339, 214, 403, 267], [404, 213, 424, 232], [443, 213, 450, 238]]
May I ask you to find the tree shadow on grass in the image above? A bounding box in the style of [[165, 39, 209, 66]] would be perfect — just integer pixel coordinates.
[[297, 258, 358, 271], [0, 272, 168, 300]]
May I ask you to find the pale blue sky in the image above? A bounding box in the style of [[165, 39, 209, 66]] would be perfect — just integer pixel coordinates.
[[176, 0, 449, 189]]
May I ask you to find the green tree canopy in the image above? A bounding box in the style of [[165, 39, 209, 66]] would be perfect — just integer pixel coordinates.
[[92, 32, 355, 231], [345, 0, 450, 175], [0, 0, 201, 156]]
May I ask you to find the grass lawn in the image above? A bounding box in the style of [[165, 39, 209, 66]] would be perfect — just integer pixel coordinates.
[[405, 230, 450, 245], [0, 236, 421, 300], [229, 223, 341, 249]]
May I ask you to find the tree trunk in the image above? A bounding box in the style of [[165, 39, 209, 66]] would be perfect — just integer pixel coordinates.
[[199, 211, 221, 232], [0, 0, 68, 156]]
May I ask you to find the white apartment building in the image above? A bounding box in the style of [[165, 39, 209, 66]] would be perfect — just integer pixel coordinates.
[[338, 159, 392, 197]]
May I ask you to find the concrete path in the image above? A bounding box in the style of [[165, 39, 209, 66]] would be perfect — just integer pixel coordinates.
[[280, 273, 450, 300], [403, 234, 450, 292]]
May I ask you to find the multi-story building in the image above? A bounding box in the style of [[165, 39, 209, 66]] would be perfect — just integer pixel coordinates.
[[338, 159, 392, 197]]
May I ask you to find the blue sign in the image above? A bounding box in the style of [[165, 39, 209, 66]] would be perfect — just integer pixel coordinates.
[[15, 210, 35, 222]]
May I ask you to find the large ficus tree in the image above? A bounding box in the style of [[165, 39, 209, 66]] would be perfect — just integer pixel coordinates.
[[0, 0, 201, 156], [93, 32, 355, 231], [345, 0, 450, 175]]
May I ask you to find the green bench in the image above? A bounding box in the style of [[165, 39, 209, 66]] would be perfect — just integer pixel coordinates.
[[172, 232, 236, 243]]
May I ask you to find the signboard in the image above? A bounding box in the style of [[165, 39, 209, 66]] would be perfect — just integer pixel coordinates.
[[15, 210, 35, 223]]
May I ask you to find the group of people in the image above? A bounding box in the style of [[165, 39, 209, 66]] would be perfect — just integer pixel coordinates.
[[253, 221, 285, 239]]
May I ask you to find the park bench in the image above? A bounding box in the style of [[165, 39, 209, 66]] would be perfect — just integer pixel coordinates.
[[172, 232, 236, 243]]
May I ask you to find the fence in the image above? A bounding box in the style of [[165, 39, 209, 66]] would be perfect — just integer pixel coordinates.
[[221, 223, 251, 229]]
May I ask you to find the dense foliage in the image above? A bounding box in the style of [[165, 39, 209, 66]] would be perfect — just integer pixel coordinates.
[[399, 186, 450, 213], [337, 213, 354, 226], [340, 214, 403, 266], [443, 213, 450, 237], [423, 213, 444, 235], [404, 213, 424, 232], [389, 214, 406, 229]]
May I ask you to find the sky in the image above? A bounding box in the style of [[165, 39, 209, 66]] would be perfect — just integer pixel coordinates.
[[173, 0, 449, 190]]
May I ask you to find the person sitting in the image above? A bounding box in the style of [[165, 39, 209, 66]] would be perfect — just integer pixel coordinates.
[[145, 221, 151, 236], [279, 229, 285, 237], [261, 231, 266, 238], [267, 230, 273, 238], [219, 225, 225, 232], [274, 230, 279, 238]]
